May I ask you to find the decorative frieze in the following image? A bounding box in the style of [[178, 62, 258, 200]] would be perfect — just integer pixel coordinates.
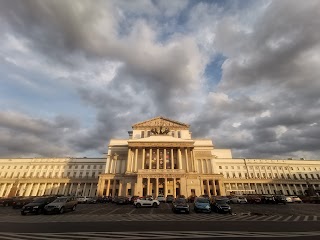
[[128, 142, 194, 148]]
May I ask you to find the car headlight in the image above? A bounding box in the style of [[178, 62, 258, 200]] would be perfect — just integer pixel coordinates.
[[173, 205, 177, 208], [205, 205, 210, 209], [33, 206, 39, 209]]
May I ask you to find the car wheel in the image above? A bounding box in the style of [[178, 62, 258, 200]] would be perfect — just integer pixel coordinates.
[[59, 207, 65, 214], [36, 209, 42, 215], [136, 203, 141, 208], [153, 203, 158, 208], [72, 205, 76, 211], [186, 211, 190, 214], [21, 211, 26, 216]]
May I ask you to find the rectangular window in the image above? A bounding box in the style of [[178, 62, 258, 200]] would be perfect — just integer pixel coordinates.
[[141, 131, 144, 138], [81, 165, 84, 169], [92, 172, 96, 177], [87, 165, 91, 169], [219, 166, 222, 169], [178, 131, 181, 138]]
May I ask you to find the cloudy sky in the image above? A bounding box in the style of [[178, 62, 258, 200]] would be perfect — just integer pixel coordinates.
[[0, 0, 320, 160]]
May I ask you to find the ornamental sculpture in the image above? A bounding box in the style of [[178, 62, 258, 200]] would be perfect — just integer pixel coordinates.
[[151, 126, 170, 135]]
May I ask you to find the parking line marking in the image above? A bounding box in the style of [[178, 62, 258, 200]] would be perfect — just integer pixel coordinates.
[[271, 216, 283, 221], [313, 216, 318, 221], [303, 216, 309, 221], [283, 216, 293, 221], [106, 208, 120, 215], [150, 208, 154, 214], [262, 215, 278, 221], [293, 216, 300, 221], [127, 209, 136, 215]]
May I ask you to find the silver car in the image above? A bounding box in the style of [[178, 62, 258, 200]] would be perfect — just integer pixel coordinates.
[[44, 197, 77, 214]]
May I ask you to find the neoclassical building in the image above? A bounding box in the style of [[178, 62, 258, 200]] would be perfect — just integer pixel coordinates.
[[1, 116, 320, 198], [97, 116, 320, 198]]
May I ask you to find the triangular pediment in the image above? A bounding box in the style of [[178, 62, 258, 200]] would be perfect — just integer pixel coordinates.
[[132, 116, 189, 130]]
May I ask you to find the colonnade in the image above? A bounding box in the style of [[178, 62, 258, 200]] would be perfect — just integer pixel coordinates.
[[0, 182, 98, 197], [224, 182, 313, 195], [125, 147, 198, 173]]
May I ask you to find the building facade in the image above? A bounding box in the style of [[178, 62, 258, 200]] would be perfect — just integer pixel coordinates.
[[0, 158, 105, 197], [1, 116, 320, 198], [97, 116, 320, 198]]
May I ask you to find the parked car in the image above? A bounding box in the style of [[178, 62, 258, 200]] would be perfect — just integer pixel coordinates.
[[157, 194, 166, 202], [211, 198, 232, 214], [246, 195, 261, 204], [21, 196, 56, 215], [77, 196, 91, 203], [290, 196, 302, 203], [115, 196, 129, 205], [229, 196, 247, 204], [0, 197, 14, 207], [194, 197, 211, 213], [166, 195, 175, 203], [12, 197, 35, 209], [261, 195, 276, 204], [274, 195, 286, 204], [172, 198, 190, 214], [134, 197, 160, 208], [44, 196, 77, 214], [87, 197, 97, 204], [285, 196, 293, 203]]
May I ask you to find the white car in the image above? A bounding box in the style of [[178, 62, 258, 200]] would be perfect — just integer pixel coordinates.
[[290, 196, 302, 203], [134, 197, 160, 208], [230, 197, 247, 204], [157, 194, 166, 202], [285, 196, 293, 203], [77, 196, 91, 203]]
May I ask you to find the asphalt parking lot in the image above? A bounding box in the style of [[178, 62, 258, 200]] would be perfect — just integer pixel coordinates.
[[1, 202, 320, 217]]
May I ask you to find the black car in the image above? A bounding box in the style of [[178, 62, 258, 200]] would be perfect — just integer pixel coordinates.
[[21, 196, 56, 215], [172, 198, 190, 214], [274, 195, 286, 204], [211, 198, 232, 214], [116, 196, 129, 205], [0, 197, 14, 207]]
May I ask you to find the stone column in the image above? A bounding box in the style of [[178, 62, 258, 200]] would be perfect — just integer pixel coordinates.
[[164, 178, 168, 197], [267, 184, 272, 194], [171, 149, 174, 169], [134, 148, 138, 172], [135, 177, 143, 196], [55, 183, 60, 195], [68, 183, 73, 195], [156, 178, 159, 197], [199, 178, 203, 195], [142, 148, 146, 169], [185, 148, 189, 172], [118, 180, 122, 196], [126, 148, 131, 172], [280, 184, 285, 195], [0, 183, 6, 197], [106, 179, 111, 196], [294, 184, 298, 195], [261, 183, 265, 194], [147, 178, 150, 195], [89, 183, 93, 197], [218, 180, 226, 196], [206, 180, 210, 196], [149, 149, 152, 169], [212, 180, 217, 196], [192, 150, 197, 172], [76, 183, 80, 196], [62, 183, 67, 195], [156, 149, 159, 169], [173, 178, 176, 198], [164, 148, 166, 170], [180, 178, 187, 196], [178, 149, 182, 170]]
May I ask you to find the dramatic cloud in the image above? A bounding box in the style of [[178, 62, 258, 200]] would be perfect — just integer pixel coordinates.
[[0, 0, 319, 159]]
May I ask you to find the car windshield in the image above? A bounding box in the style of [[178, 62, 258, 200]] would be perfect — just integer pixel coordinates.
[[32, 198, 47, 203], [196, 198, 209, 203], [175, 199, 186, 204], [53, 198, 67, 203], [216, 199, 229, 204]]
